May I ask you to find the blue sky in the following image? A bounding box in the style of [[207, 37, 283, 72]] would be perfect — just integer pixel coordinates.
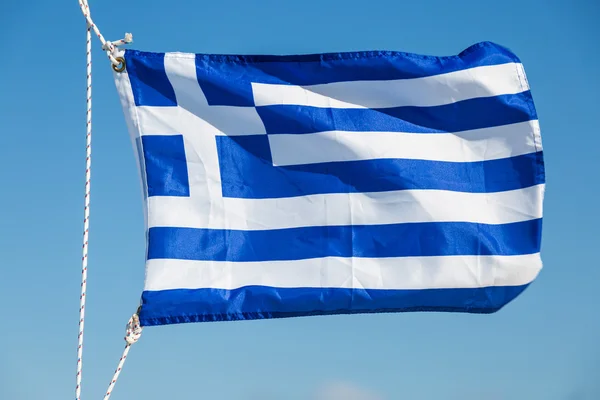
[[1, 1, 599, 399]]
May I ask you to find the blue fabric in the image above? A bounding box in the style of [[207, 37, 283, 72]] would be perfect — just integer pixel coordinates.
[[258, 92, 536, 135], [147, 219, 542, 262], [141, 135, 190, 197], [139, 284, 530, 326], [126, 52, 177, 107]]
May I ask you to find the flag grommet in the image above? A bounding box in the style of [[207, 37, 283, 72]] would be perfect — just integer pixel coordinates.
[[112, 57, 126, 73]]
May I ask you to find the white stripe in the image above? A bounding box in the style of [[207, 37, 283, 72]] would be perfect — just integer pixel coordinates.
[[252, 63, 527, 109], [270, 120, 540, 166], [135, 106, 540, 165], [135, 105, 266, 136], [148, 184, 544, 230], [144, 253, 542, 291]]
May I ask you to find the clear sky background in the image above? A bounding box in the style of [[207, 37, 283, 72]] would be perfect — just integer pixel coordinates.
[[1, 1, 599, 399]]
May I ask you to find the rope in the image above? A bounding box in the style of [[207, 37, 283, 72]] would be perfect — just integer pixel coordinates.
[[75, 1, 135, 399], [103, 314, 143, 400], [78, 0, 132, 65], [75, 18, 92, 400]]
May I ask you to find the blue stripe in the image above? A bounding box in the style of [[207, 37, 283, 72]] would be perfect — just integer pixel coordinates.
[[147, 219, 542, 262], [138, 284, 530, 326], [126, 52, 177, 107], [125, 41, 521, 107], [141, 135, 190, 197], [217, 133, 545, 198], [258, 92, 535, 134], [193, 41, 520, 106]]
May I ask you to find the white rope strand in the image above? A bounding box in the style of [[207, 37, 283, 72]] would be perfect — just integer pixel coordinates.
[[75, 2, 133, 399], [78, 0, 132, 65], [103, 314, 143, 400], [103, 33, 134, 51], [75, 20, 93, 400]]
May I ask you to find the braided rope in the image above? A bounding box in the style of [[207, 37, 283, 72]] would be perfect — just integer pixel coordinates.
[[75, 1, 135, 399], [78, 0, 131, 65], [75, 18, 92, 400], [103, 315, 143, 400]]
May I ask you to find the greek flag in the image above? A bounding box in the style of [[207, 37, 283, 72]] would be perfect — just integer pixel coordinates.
[[112, 41, 545, 326]]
